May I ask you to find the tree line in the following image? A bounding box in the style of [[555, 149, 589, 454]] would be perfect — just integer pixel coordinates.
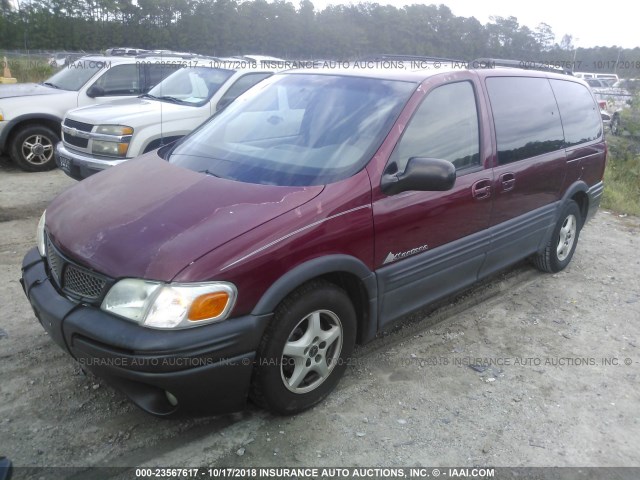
[[1, 0, 639, 76]]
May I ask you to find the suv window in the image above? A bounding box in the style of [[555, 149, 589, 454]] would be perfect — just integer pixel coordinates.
[[550, 80, 602, 146], [486, 77, 564, 164], [44, 61, 106, 91], [217, 73, 273, 110], [92, 64, 141, 96], [145, 64, 181, 91], [390, 81, 480, 172]]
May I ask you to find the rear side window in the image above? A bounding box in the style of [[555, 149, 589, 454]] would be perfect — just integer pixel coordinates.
[[390, 81, 480, 172], [550, 79, 602, 146], [486, 77, 564, 164]]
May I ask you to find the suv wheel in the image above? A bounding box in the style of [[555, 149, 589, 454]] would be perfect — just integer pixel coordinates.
[[250, 280, 356, 414], [10, 125, 59, 172], [533, 200, 581, 273]]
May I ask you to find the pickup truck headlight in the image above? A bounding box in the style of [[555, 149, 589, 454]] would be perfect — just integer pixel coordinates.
[[91, 125, 133, 157], [101, 279, 237, 329], [36, 210, 46, 256]]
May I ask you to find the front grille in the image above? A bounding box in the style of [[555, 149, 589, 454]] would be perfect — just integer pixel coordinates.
[[63, 118, 93, 132], [63, 264, 107, 299], [45, 235, 111, 304], [63, 134, 89, 148], [63, 118, 93, 149]]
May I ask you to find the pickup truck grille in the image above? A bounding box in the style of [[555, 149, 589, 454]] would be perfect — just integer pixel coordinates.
[[62, 119, 93, 149], [45, 235, 112, 304]]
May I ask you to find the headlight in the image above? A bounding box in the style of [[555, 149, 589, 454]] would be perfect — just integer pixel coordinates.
[[96, 125, 134, 136], [91, 125, 133, 157], [101, 279, 237, 329], [36, 210, 46, 256], [92, 140, 130, 157]]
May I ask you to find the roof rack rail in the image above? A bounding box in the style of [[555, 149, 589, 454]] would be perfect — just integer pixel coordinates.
[[134, 50, 211, 60], [360, 54, 465, 64], [471, 58, 574, 75], [105, 47, 151, 56]]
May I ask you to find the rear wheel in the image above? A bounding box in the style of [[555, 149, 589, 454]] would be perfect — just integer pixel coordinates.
[[250, 280, 356, 415], [10, 125, 59, 172], [533, 200, 581, 273]]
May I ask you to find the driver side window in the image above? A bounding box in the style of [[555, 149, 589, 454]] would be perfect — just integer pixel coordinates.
[[390, 81, 480, 173], [91, 64, 141, 96]]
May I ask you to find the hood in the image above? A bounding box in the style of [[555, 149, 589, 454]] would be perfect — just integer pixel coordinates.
[[0, 83, 64, 99], [46, 154, 323, 281], [67, 97, 198, 124]]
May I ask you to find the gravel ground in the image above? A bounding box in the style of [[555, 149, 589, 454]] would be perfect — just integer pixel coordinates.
[[1, 157, 639, 479]]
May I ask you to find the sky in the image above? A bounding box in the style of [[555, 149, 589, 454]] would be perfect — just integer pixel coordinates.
[[309, 0, 639, 49]]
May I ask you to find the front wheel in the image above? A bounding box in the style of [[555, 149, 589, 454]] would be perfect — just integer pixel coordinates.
[[533, 200, 582, 273], [250, 280, 356, 415], [9, 125, 59, 172]]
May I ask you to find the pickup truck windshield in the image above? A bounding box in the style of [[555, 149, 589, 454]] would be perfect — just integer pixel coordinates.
[[43, 60, 108, 91], [148, 67, 234, 106], [169, 73, 416, 186]]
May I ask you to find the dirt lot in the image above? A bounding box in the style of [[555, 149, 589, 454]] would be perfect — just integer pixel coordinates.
[[1, 157, 639, 478]]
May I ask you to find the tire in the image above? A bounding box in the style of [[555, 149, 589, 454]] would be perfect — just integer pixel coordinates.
[[533, 200, 582, 273], [9, 125, 59, 172], [250, 280, 356, 415]]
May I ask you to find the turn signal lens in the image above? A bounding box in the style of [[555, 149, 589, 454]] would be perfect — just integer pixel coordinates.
[[188, 292, 230, 321]]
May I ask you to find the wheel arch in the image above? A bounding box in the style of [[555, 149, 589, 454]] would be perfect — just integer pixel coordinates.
[[561, 180, 590, 226], [251, 255, 379, 344], [2, 114, 62, 151]]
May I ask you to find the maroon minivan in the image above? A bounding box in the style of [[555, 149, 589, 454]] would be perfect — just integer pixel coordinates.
[[21, 65, 606, 416]]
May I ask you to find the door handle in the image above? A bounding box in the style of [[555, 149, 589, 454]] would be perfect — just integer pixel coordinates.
[[472, 179, 492, 200], [500, 172, 516, 192]]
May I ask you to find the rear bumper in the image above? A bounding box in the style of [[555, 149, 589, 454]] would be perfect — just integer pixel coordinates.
[[21, 247, 272, 416], [55, 142, 127, 180]]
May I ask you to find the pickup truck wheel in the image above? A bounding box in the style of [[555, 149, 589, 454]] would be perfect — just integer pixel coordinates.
[[533, 200, 581, 273], [10, 125, 59, 172], [250, 280, 356, 415]]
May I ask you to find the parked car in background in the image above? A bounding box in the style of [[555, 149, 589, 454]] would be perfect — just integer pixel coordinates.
[[22, 65, 605, 416], [0, 51, 187, 171], [56, 62, 276, 180]]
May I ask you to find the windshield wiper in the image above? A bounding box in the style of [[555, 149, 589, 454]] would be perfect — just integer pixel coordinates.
[[42, 82, 60, 89], [139, 93, 157, 99], [156, 95, 186, 104], [199, 169, 220, 178]]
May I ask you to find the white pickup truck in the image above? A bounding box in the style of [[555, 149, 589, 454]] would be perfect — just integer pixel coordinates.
[[0, 53, 183, 171], [56, 62, 275, 180]]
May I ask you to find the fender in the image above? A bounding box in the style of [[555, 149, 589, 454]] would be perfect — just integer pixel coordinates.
[[251, 255, 379, 343], [0, 113, 63, 151]]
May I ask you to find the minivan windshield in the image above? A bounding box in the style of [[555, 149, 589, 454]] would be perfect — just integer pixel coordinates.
[[169, 73, 416, 186], [147, 66, 234, 106], [43, 60, 108, 91]]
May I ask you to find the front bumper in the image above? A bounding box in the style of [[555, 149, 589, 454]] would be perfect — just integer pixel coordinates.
[[21, 247, 272, 416], [55, 142, 127, 180]]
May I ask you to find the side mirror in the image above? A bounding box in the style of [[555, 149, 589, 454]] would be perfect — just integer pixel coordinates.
[[86, 85, 105, 98], [381, 157, 456, 195]]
